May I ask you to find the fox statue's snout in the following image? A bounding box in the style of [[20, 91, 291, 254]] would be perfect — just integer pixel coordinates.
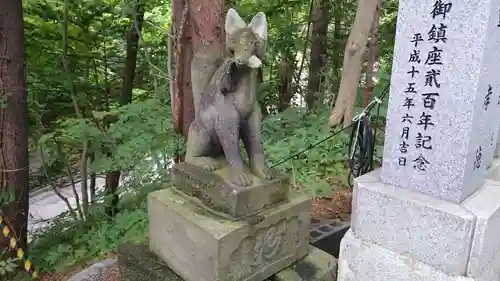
[[225, 8, 267, 70], [234, 54, 261, 69]]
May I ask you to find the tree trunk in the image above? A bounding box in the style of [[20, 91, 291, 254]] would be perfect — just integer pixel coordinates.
[[0, 0, 30, 250], [305, 0, 331, 111], [172, 0, 225, 139], [277, 57, 294, 112], [328, 0, 343, 106], [40, 145, 79, 221], [120, 0, 144, 105], [88, 172, 96, 208], [65, 156, 84, 220], [293, 0, 313, 101], [362, 0, 381, 107], [79, 140, 89, 216], [104, 170, 120, 217], [328, 0, 379, 127], [104, 0, 145, 218], [62, 0, 90, 216], [89, 152, 96, 202]]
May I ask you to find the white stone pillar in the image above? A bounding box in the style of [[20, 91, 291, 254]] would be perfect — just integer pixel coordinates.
[[338, 1, 500, 280], [496, 126, 500, 157]]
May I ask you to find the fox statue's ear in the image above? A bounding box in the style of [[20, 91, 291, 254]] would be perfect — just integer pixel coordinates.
[[225, 8, 247, 36], [248, 12, 267, 42]]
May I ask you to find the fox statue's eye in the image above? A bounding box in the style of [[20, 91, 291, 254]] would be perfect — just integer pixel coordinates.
[[229, 49, 235, 56]]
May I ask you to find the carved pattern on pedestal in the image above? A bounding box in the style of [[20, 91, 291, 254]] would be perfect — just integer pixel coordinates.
[[227, 216, 303, 280], [252, 222, 286, 265]]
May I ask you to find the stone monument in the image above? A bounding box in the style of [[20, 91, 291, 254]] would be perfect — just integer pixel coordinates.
[[117, 8, 337, 281], [486, 126, 500, 181], [338, 1, 500, 281], [495, 127, 500, 158]]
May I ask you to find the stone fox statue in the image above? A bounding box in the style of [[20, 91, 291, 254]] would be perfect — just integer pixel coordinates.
[[185, 8, 272, 187]]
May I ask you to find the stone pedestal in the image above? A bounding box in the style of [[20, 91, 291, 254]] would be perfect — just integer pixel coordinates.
[[338, 170, 500, 281], [145, 162, 324, 281], [338, 230, 472, 281], [148, 187, 310, 281], [117, 242, 338, 281]]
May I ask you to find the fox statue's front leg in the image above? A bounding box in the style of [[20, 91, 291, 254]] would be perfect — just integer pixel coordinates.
[[241, 104, 272, 181], [185, 119, 223, 171], [215, 103, 253, 186]]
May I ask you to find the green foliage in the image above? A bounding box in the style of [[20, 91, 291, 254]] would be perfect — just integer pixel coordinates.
[[27, 182, 161, 273], [25, 0, 174, 188], [35, 207, 147, 271], [263, 108, 349, 197], [0, 255, 19, 277]]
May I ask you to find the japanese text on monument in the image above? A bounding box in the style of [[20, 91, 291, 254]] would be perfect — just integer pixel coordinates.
[[398, 0, 451, 172]]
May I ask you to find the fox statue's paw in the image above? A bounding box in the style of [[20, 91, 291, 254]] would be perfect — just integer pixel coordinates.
[[229, 169, 253, 186], [252, 166, 273, 181], [186, 156, 222, 172]]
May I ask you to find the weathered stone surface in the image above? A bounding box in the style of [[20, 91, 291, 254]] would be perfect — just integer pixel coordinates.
[[380, 0, 500, 204], [337, 230, 474, 281], [274, 247, 337, 281], [117, 242, 183, 281], [148, 187, 310, 281], [496, 127, 500, 157], [351, 169, 476, 275], [172, 162, 289, 219], [481, 3, 500, 171], [462, 180, 500, 281], [67, 259, 117, 281]]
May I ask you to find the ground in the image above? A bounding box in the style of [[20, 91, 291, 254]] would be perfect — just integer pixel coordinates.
[[312, 188, 352, 221]]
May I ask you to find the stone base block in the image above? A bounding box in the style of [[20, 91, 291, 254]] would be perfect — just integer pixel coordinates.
[[463, 180, 500, 281], [148, 188, 310, 281], [274, 247, 338, 281], [118, 242, 336, 281], [338, 230, 475, 281], [351, 169, 475, 275], [172, 162, 290, 219]]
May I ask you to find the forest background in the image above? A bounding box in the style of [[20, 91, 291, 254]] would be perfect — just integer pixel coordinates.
[[0, 0, 398, 279]]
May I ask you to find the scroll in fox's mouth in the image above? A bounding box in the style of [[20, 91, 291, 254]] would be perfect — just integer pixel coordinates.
[[234, 55, 262, 69]]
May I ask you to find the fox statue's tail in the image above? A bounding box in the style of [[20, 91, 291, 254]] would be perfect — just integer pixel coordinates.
[[190, 44, 224, 116]]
